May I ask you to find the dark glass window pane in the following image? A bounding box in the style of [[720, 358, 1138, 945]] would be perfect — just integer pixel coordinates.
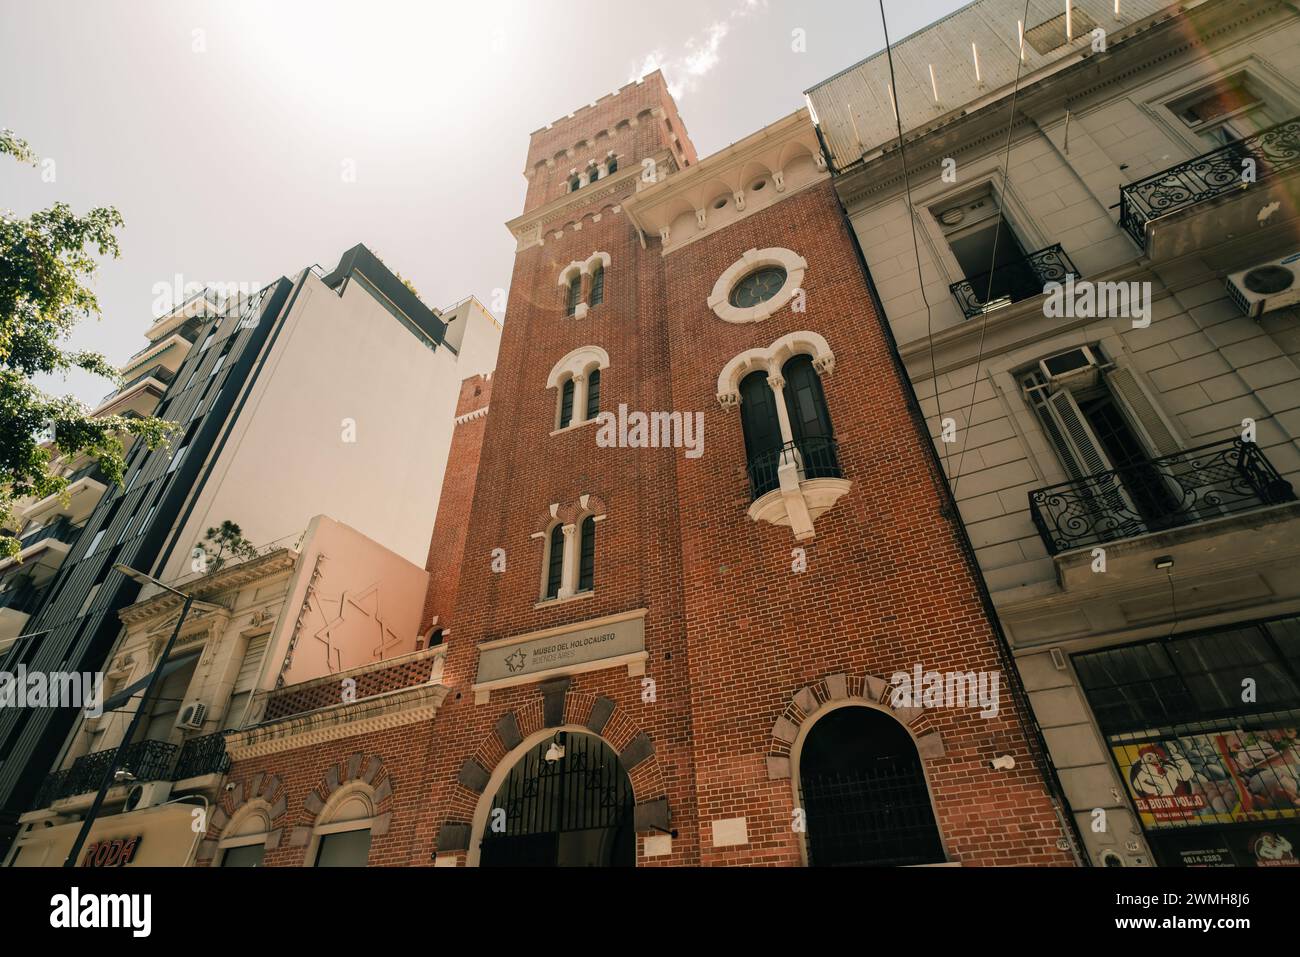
[[545, 524, 564, 600], [220, 843, 265, 867], [559, 379, 574, 429], [589, 265, 604, 306], [566, 275, 581, 315], [585, 369, 601, 420], [314, 829, 371, 867], [578, 516, 595, 592], [728, 267, 787, 308]]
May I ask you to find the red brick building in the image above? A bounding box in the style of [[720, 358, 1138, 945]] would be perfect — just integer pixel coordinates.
[[214, 71, 1079, 867]]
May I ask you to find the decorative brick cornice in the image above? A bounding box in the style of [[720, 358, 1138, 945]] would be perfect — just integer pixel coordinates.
[[225, 682, 450, 760]]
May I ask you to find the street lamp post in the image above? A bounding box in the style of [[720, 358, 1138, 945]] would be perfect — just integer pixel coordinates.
[[63, 565, 193, 868]]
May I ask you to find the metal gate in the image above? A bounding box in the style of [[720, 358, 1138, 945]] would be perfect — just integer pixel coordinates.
[[480, 732, 634, 867], [801, 757, 946, 867]]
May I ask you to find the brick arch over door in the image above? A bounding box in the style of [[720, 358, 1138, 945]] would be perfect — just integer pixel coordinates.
[[765, 671, 946, 779], [436, 683, 669, 864], [768, 672, 949, 866]]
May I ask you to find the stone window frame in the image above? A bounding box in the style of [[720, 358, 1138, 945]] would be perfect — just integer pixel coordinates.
[[717, 331, 848, 541], [533, 497, 607, 607], [557, 251, 612, 320], [985, 329, 1189, 493], [548, 344, 610, 435], [214, 799, 274, 867], [708, 247, 808, 324], [1138, 54, 1299, 159], [305, 782, 378, 868]]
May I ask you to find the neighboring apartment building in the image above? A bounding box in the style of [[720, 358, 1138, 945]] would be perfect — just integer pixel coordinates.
[[807, 0, 1300, 866], [210, 70, 1077, 868], [0, 290, 217, 647], [0, 244, 500, 850], [5, 516, 429, 867]]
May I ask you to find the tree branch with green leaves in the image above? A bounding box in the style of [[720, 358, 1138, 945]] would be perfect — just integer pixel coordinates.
[[1, 128, 177, 559]]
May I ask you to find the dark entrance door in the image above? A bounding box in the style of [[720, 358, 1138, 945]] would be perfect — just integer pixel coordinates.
[[799, 707, 946, 867], [479, 731, 635, 867]]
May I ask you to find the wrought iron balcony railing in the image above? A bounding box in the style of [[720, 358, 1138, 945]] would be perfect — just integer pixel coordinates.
[[948, 244, 1078, 319], [747, 436, 841, 500], [172, 731, 230, 780], [30, 739, 179, 809], [1028, 437, 1296, 556], [1119, 116, 1300, 249]]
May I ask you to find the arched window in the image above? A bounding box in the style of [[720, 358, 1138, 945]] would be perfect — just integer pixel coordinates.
[[558, 378, 575, 429], [570, 177, 581, 192], [585, 368, 601, 420], [782, 355, 837, 478], [590, 165, 601, 182], [607, 156, 618, 174], [216, 804, 271, 867], [588, 262, 604, 307], [799, 707, 944, 866], [739, 370, 785, 498], [578, 516, 596, 592], [566, 273, 582, 316], [544, 524, 565, 600], [310, 788, 375, 868]]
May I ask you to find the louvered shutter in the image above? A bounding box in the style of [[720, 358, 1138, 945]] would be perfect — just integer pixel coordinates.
[[1104, 366, 1180, 457], [234, 633, 269, 694], [1044, 387, 1141, 537]]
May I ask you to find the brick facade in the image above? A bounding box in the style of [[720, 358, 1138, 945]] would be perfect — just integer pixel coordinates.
[[221, 70, 1075, 867], [420, 373, 493, 637]]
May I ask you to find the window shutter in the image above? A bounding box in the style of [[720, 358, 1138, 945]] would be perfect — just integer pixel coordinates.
[[1044, 388, 1114, 477], [1103, 366, 1180, 457], [234, 633, 269, 694]]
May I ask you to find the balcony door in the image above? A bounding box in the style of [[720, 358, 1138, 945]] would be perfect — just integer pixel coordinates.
[[935, 188, 1030, 310], [1027, 364, 1187, 542]]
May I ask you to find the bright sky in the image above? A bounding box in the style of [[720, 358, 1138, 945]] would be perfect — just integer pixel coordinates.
[[2, 0, 972, 406]]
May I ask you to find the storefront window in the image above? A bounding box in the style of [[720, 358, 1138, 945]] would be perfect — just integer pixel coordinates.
[[1075, 616, 1300, 867]]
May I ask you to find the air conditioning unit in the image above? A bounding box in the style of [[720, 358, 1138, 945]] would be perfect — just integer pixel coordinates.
[[124, 780, 172, 812], [1039, 346, 1101, 392], [1226, 252, 1300, 318], [176, 701, 207, 731]]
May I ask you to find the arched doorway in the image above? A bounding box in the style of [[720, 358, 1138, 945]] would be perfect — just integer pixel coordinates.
[[479, 731, 635, 867], [798, 706, 945, 866]]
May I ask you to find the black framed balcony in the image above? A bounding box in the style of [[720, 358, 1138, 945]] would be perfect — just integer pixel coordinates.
[[10, 516, 85, 552], [1119, 116, 1300, 250], [0, 576, 46, 614], [1028, 437, 1296, 556], [948, 244, 1078, 319], [172, 731, 230, 780], [747, 436, 842, 500], [31, 739, 179, 808]]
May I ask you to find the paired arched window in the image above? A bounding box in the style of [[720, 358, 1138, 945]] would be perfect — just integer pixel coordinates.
[[607, 156, 618, 175], [548, 345, 609, 433], [739, 354, 839, 499], [560, 254, 609, 317], [540, 513, 598, 602]]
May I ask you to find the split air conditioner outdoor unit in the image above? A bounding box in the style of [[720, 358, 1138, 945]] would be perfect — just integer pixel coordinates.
[[176, 701, 207, 731], [124, 780, 172, 812], [1039, 346, 1100, 392], [1226, 252, 1300, 318]]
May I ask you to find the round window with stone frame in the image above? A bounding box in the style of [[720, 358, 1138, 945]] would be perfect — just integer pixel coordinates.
[[729, 266, 788, 309]]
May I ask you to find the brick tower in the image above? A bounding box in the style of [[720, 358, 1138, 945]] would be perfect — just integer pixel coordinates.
[[417, 71, 1077, 867]]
